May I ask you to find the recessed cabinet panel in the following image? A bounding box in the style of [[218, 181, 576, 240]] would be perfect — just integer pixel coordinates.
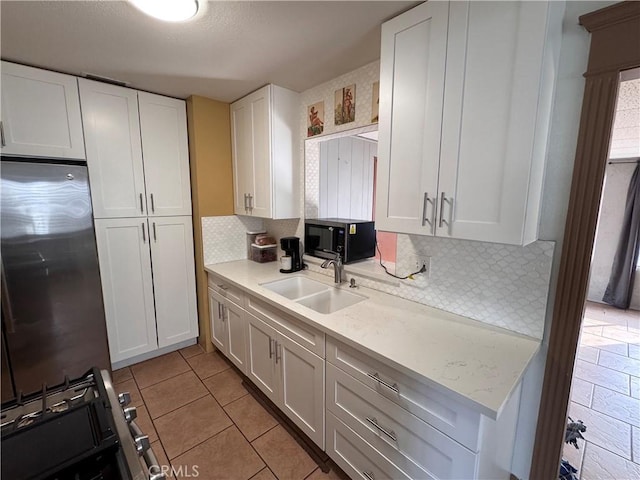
[[249, 94, 272, 218], [280, 335, 325, 448], [208, 288, 226, 352], [225, 301, 247, 373], [1, 61, 85, 159], [138, 92, 191, 217], [231, 102, 252, 214], [438, 1, 553, 244], [79, 79, 146, 219], [376, 1, 449, 235], [150, 216, 197, 348], [94, 218, 157, 363], [246, 313, 279, 404]]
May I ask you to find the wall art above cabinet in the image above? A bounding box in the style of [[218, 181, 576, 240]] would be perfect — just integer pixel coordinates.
[[0, 61, 85, 159], [375, 1, 565, 245], [79, 79, 192, 219], [231, 84, 300, 219]]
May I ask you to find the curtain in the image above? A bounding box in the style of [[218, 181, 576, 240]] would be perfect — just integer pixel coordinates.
[[603, 163, 640, 309]]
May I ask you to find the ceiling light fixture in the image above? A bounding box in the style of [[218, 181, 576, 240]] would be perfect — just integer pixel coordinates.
[[129, 0, 199, 22]]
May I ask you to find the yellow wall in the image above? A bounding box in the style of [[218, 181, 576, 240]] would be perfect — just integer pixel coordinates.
[[187, 95, 234, 351]]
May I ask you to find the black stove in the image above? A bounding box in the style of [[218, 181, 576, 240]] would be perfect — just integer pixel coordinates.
[[0, 368, 164, 480]]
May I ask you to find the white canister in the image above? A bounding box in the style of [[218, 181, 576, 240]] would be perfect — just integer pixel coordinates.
[[281, 255, 292, 271]]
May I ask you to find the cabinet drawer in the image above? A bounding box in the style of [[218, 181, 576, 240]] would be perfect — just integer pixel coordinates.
[[246, 295, 324, 357], [207, 274, 245, 307], [327, 338, 480, 451], [327, 363, 477, 480], [326, 412, 412, 480]]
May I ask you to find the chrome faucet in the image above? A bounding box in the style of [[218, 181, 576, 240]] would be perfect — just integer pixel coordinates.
[[321, 251, 344, 284]]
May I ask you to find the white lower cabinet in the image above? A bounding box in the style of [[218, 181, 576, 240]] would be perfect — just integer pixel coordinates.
[[96, 216, 197, 364], [245, 312, 325, 448], [208, 288, 248, 373]]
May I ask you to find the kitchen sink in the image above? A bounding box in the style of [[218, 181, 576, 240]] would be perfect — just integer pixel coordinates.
[[261, 275, 367, 313], [261, 276, 330, 300], [295, 288, 367, 314]]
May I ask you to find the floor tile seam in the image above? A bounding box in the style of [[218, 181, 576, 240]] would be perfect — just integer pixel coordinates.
[[591, 382, 640, 402], [165, 423, 239, 462], [193, 364, 233, 382], [598, 331, 639, 346], [134, 367, 194, 391], [248, 424, 298, 480], [588, 402, 640, 428], [148, 391, 211, 422], [576, 353, 600, 366], [575, 360, 633, 380], [179, 347, 205, 360], [210, 390, 250, 408], [596, 346, 640, 364], [249, 466, 279, 480], [247, 422, 281, 446], [581, 435, 633, 462], [572, 399, 636, 428]]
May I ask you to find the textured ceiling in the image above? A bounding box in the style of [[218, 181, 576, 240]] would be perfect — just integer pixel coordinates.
[[0, 1, 415, 102]]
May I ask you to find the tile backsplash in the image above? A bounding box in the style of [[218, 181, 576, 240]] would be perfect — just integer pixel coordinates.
[[202, 216, 301, 264], [307, 234, 554, 339]]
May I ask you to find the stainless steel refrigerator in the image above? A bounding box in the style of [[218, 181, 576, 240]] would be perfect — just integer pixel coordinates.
[[1, 158, 110, 400]]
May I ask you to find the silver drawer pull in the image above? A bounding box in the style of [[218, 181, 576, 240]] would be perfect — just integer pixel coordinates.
[[367, 372, 399, 394], [365, 416, 397, 442], [217, 284, 229, 291], [269, 338, 274, 359], [363, 471, 375, 480]]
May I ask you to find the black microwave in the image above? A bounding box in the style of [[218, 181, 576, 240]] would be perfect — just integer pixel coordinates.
[[304, 218, 376, 264]]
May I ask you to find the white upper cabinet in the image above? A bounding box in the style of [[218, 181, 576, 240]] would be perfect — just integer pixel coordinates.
[[376, 1, 563, 245], [231, 84, 299, 219], [1, 61, 85, 159], [79, 80, 191, 219], [79, 79, 147, 218], [138, 92, 192, 217]]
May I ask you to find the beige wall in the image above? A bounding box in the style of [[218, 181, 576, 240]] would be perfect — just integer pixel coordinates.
[[187, 95, 234, 350]]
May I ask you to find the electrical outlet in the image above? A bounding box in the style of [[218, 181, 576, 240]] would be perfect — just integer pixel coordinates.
[[410, 255, 431, 277]]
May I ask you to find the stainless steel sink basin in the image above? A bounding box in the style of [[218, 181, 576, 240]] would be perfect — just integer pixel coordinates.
[[261, 275, 367, 313], [261, 276, 329, 300], [295, 288, 367, 314]]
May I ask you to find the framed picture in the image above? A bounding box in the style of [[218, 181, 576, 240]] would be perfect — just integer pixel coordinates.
[[334, 84, 356, 125], [371, 81, 379, 123], [307, 101, 325, 137]]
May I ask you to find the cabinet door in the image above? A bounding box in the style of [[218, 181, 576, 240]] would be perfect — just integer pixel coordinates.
[[79, 79, 146, 219], [94, 218, 157, 363], [208, 288, 226, 352], [149, 216, 198, 348], [138, 92, 192, 217], [278, 334, 325, 449], [375, 1, 449, 235], [245, 312, 279, 404], [1, 62, 85, 159], [437, 1, 552, 244], [224, 301, 247, 374], [231, 85, 272, 218]]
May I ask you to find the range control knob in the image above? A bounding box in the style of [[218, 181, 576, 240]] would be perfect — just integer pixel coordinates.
[[134, 434, 151, 455], [123, 406, 137, 423], [118, 392, 131, 407]]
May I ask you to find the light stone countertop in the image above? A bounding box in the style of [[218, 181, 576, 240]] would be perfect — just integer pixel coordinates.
[[204, 259, 541, 419]]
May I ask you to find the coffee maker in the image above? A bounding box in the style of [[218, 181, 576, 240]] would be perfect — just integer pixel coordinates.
[[280, 236, 303, 273]]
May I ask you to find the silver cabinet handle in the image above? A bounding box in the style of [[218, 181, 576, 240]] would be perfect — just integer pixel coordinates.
[[1, 121, 6, 147], [141, 223, 146, 243], [269, 338, 274, 359], [363, 471, 375, 480], [367, 372, 399, 394], [421, 192, 435, 234], [139, 193, 144, 213], [275, 341, 281, 364], [439, 192, 448, 228], [152, 222, 157, 242], [221, 305, 226, 322], [217, 284, 228, 291], [150, 193, 155, 213], [365, 416, 397, 442], [244, 193, 248, 213], [248, 194, 253, 211], [217, 302, 223, 320]]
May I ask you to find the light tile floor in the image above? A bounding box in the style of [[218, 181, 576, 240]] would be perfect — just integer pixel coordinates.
[[113, 345, 346, 480], [563, 301, 640, 479]]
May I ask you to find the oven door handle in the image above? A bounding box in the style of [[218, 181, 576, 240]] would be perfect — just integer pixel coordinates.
[[130, 421, 166, 479]]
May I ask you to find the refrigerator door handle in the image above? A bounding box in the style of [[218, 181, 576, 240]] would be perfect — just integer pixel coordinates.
[[1, 262, 16, 334]]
